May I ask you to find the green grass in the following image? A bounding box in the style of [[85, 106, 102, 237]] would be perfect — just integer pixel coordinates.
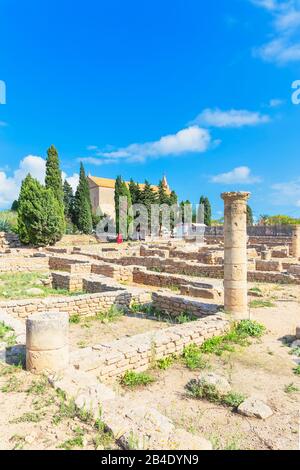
[[186, 379, 246, 409], [0, 321, 16, 347], [94, 305, 125, 324], [58, 427, 85, 450], [69, 314, 81, 324], [293, 365, 300, 376], [120, 370, 155, 388], [284, 383, 299, 394], [156, 355, 176, 370], [290, 347, 300, 357], [0, 272, 84, 300], [200, 320, 266, 356], [0, 210, 18, 232], [182, 343, 208, 370], [249, 300, 276, 309], [129, 303, 198, 325], [26, 377, 48, 395], [11, 412, 43, 424]]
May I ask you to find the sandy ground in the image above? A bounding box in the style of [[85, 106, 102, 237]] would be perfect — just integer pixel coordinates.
[[115, 295, 300, 450], [69, 315, 169, 351]]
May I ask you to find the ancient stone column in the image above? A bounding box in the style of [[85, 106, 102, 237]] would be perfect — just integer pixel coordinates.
[[221, 192, 250, 319], [291, 225, 300, 259], [26, 312, 69, 374]]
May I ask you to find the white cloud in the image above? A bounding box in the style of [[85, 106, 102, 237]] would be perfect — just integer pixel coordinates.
[[271, 178, 300, 206], [85, 126, 213, 164], [251, 0, 300, 65], [191, 108, 270, 128], [269, 98, 284, 107], [211, 166, 262, 184], [0, 155, 79, 209], [63, 173, 79, 193]]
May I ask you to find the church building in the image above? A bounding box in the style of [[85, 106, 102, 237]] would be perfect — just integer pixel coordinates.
[[88, 175, 171, 219]]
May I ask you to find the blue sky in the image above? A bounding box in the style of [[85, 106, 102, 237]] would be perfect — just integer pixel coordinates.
[[0, 0, 300, 219]]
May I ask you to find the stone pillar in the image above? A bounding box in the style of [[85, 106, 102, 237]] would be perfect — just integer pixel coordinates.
[[291, 225, 300, 259], [221, 192, 250, 319], [26, 312, 69, 375]]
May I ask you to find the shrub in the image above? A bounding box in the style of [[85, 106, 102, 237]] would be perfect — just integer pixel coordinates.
[[234, 320, 266, 338], [156, 355, 176, 370], [186, 379, 220, 403], [182, 343, 207, 370], [121, 370, 155, 388], [17, 175, 64, 246]]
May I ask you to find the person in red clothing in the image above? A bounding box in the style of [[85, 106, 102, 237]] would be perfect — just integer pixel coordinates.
[[116, 234, 123, 244]]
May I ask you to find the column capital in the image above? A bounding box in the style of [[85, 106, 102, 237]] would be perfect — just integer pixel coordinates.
[[221, 191, 251, 202]]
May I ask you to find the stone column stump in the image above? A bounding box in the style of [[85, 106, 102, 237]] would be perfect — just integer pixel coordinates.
[[221, 191, 250, 319], [26, 312, 69, 374], [292, 225, 300, 259]]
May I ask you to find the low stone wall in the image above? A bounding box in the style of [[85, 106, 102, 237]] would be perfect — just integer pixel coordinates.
[[0, 289, 151, 320], [140, 246, 170, 258], [0, 232, 21, 252], [51, 272, 84, 292], [49, 256, 92, 274], [0, 256, 49, 273], [180, 284, 222, 301], [255, 260, 283, 272], [152, 292, 220, 318], [248, 270, 300, 284], [71, 314, 229, 380], [91, 261, 134, 283]]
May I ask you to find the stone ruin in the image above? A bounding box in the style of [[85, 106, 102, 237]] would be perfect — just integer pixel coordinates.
[[1, 192, 300, 449]]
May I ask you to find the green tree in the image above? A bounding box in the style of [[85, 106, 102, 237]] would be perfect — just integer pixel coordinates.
[[128, 179, 142, 205], [141, 180, 157, 233], [247, 205, 254, 226], [74, 163, 93, 234], [114, 176, 123, 235], [199, 195, 212, 226], [63, 180, 74, 221], [45, 145, 64, 206], [17, 174, 64, 246], [11, 200, 19, 211]]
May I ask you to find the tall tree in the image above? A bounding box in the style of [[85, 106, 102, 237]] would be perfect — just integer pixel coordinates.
[[17, 174, 64, 246], [63, 180, 74, 221], [74, 163, 93, 234], [114, 176, 123, 235], [199, 195, 212, 226], [247, 205, 254, 226], [45, 145, 64, 206], [141, 180, 157, 233], [128, 179, 142, 205]]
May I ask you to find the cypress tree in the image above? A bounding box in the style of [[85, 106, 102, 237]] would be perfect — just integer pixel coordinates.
[[74, 163, 93, 234], [45, 145, 64, 206], [247, 205, 254, 226], [128, 179, 142, 205], [141, 180, 157, 233], [63, 180, 74, 221], [17, 174, 64, 246], [199, 195, 212, 226], [114, 176, 123, 235]]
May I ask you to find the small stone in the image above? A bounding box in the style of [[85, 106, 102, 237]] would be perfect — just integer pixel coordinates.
[[25, 432, 38, 444], [198, 372, 231, 395], [237, 397, 273, 419], [168, 429, 213, 450], [291, 340, 300, 349]]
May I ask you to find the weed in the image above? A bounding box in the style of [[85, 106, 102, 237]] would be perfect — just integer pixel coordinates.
[[176, 312, 198, 324], [182, 344, 207, 370], [1, 375, 23, 393], [27, 377, 48, 395], [293, 365, 300, 376], [290, 347, 300, 357], [9, 434, 26, 450], [284, 383, 299, 394], [93, 419, 114, 450], [235, 320, 266, 338], [58, 427, 85, 450], [186, 379, 246, 409], [69, 314, 81, 324], [11, 412, 42, 424], [156, 355, 176, 370], [249, 300, 275, 309], [121, 370, 155, 388], [94, 305, 125, 324]]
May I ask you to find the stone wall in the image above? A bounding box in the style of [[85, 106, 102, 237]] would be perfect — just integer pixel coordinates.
[[51, 272, 84, 292], [0, 255, 49, 273], [49, 256, 92, 274], [152, 292, 220, 318], [71, 314, 229, 380], [91, 261, 134, 283], [0, 232, 21, 252], [0, 289, 151, 320]]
